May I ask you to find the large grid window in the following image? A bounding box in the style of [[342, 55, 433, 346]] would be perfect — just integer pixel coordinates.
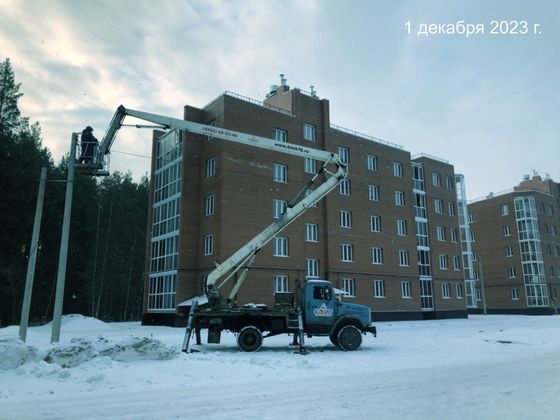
[[152, 197, 180, 238], [148, 273, 176, 311], [274, 275, 288, 293], [154, 162, 182, 203], [343, 278, 355, 297], [150, 235, 179, 272], [418, 250, 431, 277], [303, 123, 316, 141]]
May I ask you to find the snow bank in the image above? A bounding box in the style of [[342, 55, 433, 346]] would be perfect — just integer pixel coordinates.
[[0, 315, 178, 373]]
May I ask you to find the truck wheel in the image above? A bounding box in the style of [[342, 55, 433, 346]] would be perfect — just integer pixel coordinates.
[[237, 326, 263, 352], [337, 325, 362, 351], [329, 332, 339, 347]]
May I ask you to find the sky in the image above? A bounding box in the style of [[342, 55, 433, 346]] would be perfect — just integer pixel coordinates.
[[1, 0, 558, 200]]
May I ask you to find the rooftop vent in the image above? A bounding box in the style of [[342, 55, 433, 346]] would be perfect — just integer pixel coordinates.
[[280, 74, 287, 86], [523, 174, 530, 181]]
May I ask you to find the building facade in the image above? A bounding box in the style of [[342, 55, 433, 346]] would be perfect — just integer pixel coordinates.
[[467, 174, 560, 314], [142, 84, 468, 325]]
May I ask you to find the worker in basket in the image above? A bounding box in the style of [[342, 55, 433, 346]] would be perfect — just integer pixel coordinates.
[[79, 126, 99, 164]]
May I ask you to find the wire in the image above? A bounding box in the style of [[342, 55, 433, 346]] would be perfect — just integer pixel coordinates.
[[111, 149, 151, 159]]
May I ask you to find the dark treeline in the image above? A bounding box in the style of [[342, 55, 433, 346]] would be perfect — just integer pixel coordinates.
[[0, 58, 149, 326]]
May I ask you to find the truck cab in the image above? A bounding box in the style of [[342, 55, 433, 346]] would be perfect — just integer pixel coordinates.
[[304, 280, 376, 350]]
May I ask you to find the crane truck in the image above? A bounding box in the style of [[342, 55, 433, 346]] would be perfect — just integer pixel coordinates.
[[89, 105, 377, 353]]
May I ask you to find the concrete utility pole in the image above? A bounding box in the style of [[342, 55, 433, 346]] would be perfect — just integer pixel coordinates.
[[51, 133, 77, 343], [19, 167, 48, 342]]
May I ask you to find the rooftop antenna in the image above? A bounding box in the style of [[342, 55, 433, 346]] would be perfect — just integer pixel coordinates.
[[532, 169, 539, 177], [280, 74, 286, 86], [310, 85, 318, 98]]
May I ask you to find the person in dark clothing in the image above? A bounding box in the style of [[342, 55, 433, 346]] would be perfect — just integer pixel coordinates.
[[79, 126, 99, 164]]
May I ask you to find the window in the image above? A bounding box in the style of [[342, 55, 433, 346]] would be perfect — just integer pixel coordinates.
[[341, 244, 354, 262], [343, 278, 356, 297], [511, 288, 519, 300], [453, 256, 460, 270], [445, 176, 453, 190], [399, 250, 409, 267], [273, 128, 287, 143], [395, 190, 405, 206], [372, 247, 384, 264], [434, 199, 444, 214], [448, 202, 456, 216], [553, 225, 558, 237], [456, 283, 464, 299], [469, 230, 476, 242], [338, 146, 349, 164], [303, 123, 316, 141], [436, 226, 446, 241], [401, 281, 411, 298], [274, 237, 289, 257], [468, 213, 474, 223], [204, 195, 215, 216], [339, 179, 351, 196], [505, 245, 513, 257], [370, 215, 381, 232], [273, 163, 287, 183], [508, 266, 516, 278], [304, 157, 316, 174], [451, 228, 458, 243], [273, 199, 287, 219], [206, 157, 216, 177], [305, 223, 318, 242], [203, 234, 213, 256], [340, 210, 352, 228], [306, 259, 319, 278], [549, 266, 555, 278], [393, 161, 403, 177], [368, 185, 379, 201], [442, 283, 451, 299], [367, 154, 378, 172], [500, 204, 509, 216], [147, 273, 176, 311], [544, 223, 549, 235], [503, 225, 511, 236], [274, 275, 288, 293], [396, 219, 407, 236], [439, 254, 449, 270], [432, 172, 441, 187], [373, 280, 385, 298]]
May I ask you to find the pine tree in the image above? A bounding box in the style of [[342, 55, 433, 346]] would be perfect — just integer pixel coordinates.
[[0, 58, 23, 135]]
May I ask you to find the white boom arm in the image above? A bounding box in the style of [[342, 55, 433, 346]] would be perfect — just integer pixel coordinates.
[[99, 105, 348, 302]]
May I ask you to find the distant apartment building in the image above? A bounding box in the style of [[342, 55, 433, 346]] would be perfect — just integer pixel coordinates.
[[142, 82, 467, 326], [467, 174, 560, 314]]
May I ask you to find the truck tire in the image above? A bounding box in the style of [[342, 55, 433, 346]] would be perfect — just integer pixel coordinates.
[[237, 326, 263, 352], [337, 325, 362, 351]]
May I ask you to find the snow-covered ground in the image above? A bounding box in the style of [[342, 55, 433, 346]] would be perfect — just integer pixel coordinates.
[[1, 314, 559, 419]]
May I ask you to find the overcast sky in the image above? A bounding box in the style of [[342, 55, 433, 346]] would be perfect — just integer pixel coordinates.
[[1, 0, 558, 199]]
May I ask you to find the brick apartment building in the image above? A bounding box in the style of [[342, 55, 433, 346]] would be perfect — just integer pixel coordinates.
[[467, 174, 560, 314], [142, 82, 469, 326]]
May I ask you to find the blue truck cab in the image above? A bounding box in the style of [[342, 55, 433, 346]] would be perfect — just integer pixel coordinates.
[[303, 280, 377, 351]]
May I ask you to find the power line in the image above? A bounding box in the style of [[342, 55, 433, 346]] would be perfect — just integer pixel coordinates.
[[111, 149, 151, 159]]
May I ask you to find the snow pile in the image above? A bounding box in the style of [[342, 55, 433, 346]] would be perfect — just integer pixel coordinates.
[[0, 338, 39, 370], [0, 316, 178, 373]]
